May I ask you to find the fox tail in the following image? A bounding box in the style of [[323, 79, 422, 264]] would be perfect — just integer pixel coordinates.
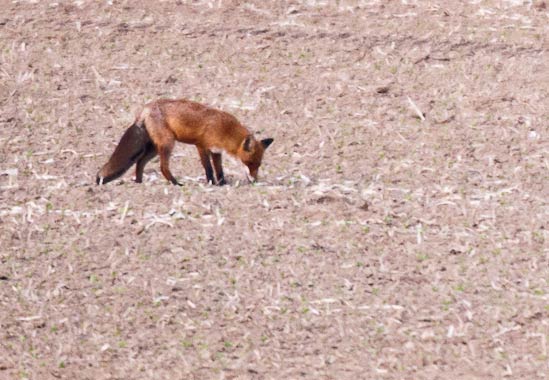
[[96, 120, 151, 185]]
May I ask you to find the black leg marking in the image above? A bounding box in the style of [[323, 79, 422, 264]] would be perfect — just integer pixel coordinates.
[[211, 153, 226, 185], [197, 147, 215, 184]]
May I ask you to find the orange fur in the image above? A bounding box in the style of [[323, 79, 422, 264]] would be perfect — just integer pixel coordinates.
[[96, 99, 273, 185]]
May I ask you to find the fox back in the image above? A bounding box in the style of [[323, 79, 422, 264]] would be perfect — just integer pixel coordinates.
[[141, 100, 247, 149]]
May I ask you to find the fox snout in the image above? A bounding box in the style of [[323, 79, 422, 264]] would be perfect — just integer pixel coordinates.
[[247, 166, 259, 182]]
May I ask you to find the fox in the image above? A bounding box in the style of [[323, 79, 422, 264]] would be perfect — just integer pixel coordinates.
[[96, 98, 273, 186]]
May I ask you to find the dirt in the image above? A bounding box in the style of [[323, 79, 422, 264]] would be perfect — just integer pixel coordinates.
[[0, 1, 548, 379]]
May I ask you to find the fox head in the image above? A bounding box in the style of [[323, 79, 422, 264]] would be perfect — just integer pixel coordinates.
[[237, 135, 274, 181]]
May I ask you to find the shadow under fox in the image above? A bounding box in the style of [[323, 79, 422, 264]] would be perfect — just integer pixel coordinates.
[[96, 99, 273, 186]]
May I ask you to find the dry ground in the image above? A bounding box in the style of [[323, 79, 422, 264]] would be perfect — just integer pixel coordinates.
[[1, 1, 548, 379]]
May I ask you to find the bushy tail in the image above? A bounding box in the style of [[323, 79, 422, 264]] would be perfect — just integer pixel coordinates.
[[96, 120, 151, 185]]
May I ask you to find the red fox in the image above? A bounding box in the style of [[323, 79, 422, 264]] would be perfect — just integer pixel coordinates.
[[96, 99, 273, 186]]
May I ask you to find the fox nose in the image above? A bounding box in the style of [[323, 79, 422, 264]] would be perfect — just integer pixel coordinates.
[[248, 168, 258, 182]]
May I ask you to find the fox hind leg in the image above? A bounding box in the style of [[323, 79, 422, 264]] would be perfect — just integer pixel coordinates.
[[135, 142, 157, 183], [144, 105, 181, 186], [157, 141, 181, 186], [211, 153, 226, 186]]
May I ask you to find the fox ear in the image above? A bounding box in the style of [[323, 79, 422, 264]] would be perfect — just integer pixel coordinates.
[[243, 135, 254, 152], [261, 138, 273, 149]]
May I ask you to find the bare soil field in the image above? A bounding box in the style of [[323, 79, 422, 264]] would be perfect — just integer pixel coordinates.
[[1, 1, 548, 379]]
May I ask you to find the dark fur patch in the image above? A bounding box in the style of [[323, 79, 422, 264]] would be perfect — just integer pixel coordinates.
[[96, 121, 152, 185]]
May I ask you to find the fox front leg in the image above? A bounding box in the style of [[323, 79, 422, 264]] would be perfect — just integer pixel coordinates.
[[196, 147, 215, 184], [211, 153, 226, 186]]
